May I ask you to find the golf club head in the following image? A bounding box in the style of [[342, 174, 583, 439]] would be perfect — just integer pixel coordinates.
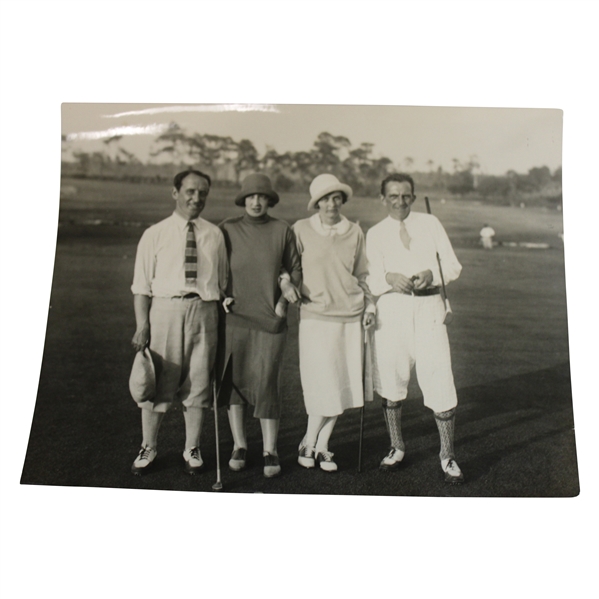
[[443, 299, 454, 325], [212, 481, 223, 492]]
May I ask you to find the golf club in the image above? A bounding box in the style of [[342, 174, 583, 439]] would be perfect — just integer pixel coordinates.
[[211, 353, 231, 492], [358, 328, 374, 472], [424, 196, 454, 325]]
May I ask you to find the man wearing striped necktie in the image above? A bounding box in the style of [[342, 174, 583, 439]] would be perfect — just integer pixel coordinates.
[[130, 170, 228, 475]]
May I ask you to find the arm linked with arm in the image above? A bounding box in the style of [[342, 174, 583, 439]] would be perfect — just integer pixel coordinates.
[[279, 227, 302, 304], [216, 229, 230, 300]]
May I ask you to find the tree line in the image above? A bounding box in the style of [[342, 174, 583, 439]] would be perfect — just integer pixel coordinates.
[[62, 123, 562, 203]]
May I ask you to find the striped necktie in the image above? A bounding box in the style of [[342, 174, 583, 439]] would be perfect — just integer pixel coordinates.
[[185, 221, 198, 286], [399, 220, 411, 250]]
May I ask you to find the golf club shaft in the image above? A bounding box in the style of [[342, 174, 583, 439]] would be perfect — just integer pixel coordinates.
[[213, 375, 222, 490], [424, 196, 452, 317], [358, 329, 368, 473], [212, 353, 232, 491], [358, 406, 364, 473]]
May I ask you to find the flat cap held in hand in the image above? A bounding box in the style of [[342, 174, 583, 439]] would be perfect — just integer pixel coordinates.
[[129, 347, 156, 404]]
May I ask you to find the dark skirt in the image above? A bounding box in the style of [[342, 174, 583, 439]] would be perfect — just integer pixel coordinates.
[[222, 325, 287, 419]]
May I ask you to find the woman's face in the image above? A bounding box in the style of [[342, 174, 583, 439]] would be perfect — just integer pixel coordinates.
[[317, 191, 344, 223], [245, 194, 270, 217]]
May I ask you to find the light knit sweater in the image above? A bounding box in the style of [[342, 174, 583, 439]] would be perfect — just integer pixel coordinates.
[[293, 216, 373, 323]]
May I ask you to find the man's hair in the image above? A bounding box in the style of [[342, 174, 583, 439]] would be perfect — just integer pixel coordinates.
[[173, 169, 212, 191], [380, 173, 415, 196]]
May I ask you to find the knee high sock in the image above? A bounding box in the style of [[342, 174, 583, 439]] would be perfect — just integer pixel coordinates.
[[434, 408, 456, 462], [382, 399, 405, 452]]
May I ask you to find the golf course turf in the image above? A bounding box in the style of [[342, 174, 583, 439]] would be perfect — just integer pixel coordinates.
[[20, 179, 578, 497]]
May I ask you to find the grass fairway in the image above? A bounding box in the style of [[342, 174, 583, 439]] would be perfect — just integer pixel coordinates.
[[21, 178, 577, 497]]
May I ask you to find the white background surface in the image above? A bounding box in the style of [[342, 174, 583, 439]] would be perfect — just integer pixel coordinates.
[[1, 1, 596, 597]]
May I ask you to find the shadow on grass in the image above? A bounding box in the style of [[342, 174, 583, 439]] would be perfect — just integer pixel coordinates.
[[21, 361, 578, 497]]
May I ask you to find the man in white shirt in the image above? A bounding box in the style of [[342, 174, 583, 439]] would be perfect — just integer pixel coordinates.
[[366, 173, 464, 483], [479, 224, 495, 249], [130, 170, 228, 475]]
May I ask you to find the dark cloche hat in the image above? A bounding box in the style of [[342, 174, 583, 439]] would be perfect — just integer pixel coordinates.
[[234, 173, 280, 207]]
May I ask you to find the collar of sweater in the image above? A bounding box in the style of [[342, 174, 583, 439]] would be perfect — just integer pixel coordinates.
[[309, 213, 351, 236], [242, 213, 270, 225]]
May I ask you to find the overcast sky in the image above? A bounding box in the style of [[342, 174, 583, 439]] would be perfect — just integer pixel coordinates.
[[62, 103, 562, 176]]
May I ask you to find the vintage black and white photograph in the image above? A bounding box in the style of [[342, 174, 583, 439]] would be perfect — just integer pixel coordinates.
[[2, 2, 597, 598], [19, 103, 577, 497]]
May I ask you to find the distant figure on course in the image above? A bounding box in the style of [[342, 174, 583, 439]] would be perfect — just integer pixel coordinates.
[[479, 223, 495, 250], [366, 173, 464, 483], [219, 174, 302, 479], [130, 170, 228, 475]]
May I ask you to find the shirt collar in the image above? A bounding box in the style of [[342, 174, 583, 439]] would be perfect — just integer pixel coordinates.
[[386, 213, 414, 228], [172, 211, 202, 230], [310, 213, 351, 236]]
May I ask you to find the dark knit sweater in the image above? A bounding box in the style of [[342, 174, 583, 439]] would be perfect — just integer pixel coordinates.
[[219, 214, 302, 334]]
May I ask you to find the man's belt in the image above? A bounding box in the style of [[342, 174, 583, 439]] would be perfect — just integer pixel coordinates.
[[411, 287, 440, 297], [171, 293, 201, 299]]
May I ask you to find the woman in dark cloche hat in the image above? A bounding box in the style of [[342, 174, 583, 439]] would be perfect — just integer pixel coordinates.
[[219, 173, 302, 478]]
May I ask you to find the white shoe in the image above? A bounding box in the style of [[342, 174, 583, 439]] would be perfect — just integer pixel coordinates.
[[183, 446, 204, 475], [316, 450, 338, 472], [441, 458, 464, 484], [131, 445, 157, 475], [379, 447, 405, 471], [263, 453, 281, 478], [298, 443, 316, 469], [229, 447, 247, 472]]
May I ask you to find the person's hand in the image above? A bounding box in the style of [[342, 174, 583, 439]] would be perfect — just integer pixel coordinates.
[[412, 269, 433, 290], [362, 312, 376, 330], [275, 300, 288, 319], [386, 272, 414, 294], [222, 297, 235, 313], [280, 279, 301, 303], [131, 325, 150, 352]]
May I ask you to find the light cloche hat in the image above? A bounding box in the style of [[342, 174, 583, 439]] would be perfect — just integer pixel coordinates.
[[307, 174, 353, 210]]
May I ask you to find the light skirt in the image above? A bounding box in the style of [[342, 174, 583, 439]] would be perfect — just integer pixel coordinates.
[[299, 318, 364, 417]]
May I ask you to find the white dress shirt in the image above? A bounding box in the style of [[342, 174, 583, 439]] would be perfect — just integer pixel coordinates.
[[131, 212, 228, 300], [366, 213, 462, 297]]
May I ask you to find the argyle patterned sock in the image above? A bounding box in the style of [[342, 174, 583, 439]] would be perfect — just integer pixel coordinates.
[[434, 408, 456, 461], [382, 399, 405, 451]]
